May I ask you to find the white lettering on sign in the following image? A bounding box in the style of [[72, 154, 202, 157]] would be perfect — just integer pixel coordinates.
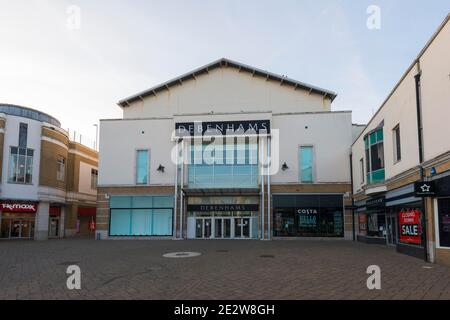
[[1, 203, 36, 211]]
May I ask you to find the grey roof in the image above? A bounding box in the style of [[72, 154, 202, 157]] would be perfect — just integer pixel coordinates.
[[118, 58, 337, 107]]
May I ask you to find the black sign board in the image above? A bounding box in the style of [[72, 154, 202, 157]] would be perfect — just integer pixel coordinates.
[[366, 197, 385, 209], [414, 181, 436, 197], [175, 120, 270, 137], [187, 204, 259, 212]]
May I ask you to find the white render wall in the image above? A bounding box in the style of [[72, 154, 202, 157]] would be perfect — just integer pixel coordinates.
[[1, 114, 42, 200], [122, 67, 331, 119], [420, 20, 450, 161], [98, 118, 175, 186], [272, 112, 352, 184], [99, 111, 353, 186]]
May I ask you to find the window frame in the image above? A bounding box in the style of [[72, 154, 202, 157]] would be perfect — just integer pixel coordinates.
[[135, 149, 150, 185], [298, 145, 315, 183], [91, 168, 98, 189], [8, 146, 34, 185], [56, 155, 66, 182], [360, 157, 365, 185], [393, 124, 402, 163]]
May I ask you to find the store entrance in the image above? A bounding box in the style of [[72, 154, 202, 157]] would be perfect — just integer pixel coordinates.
[[1, 219, 35, 239], [193, 217, 252, 239], [386, 215, 398, 246]]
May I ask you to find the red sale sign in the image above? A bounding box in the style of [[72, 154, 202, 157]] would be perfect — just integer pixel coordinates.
[[399, 210, 421, 245]]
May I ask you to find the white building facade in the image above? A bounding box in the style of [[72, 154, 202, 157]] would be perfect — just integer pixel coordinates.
[[97, 58, 360, 241], [351, 14, 450, 266]]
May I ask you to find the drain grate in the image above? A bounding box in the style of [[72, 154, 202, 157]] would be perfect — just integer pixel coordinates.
[[260, 255, 275, 258]]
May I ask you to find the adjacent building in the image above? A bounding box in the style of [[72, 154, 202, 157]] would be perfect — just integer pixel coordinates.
[[97, 58, 361, 241], [351, 14, 450, 266], [0, 104, 98, 240]]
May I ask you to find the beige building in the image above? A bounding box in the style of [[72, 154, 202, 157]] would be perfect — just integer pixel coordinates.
[[0, 104, 98, 240], [351, 14, 450, 266], [97, 58, 362, 241]]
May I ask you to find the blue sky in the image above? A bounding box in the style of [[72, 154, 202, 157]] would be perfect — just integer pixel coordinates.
[[0, 0, 449, 142]]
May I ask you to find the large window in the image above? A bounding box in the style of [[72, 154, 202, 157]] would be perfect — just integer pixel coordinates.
[[272, 194, 344, 237], [56, 156, 65, 181], [136, 150, 149, 185], [364, 128, 385, 184], [188, 138, 258, 189], [109, 195, 173, 236], [299, 146, 314, 183], [8, 147, 34, 184], [393, 125, 401, 163]]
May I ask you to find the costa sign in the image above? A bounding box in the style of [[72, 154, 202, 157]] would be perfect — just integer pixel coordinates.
[[399, 210, 421, 245], [1, 202, 38, 213]]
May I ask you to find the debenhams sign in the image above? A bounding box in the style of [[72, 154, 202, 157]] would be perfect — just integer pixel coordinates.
[[175, 120, 270, 137]]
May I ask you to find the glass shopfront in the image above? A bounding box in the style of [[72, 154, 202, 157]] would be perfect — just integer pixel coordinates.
[[272, 194, 344, 238], [0, 213, 35, 239], [437, 198, 450, 248], [187, 196, 259, 239], [109, 195, 174, 237]]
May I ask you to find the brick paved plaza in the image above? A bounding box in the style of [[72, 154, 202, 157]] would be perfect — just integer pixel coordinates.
[[1, 239, 450, 300]]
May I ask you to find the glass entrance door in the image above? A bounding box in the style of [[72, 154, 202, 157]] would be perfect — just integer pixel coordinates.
[[386, 215, 397, 245], [234, 218, 250, 238], [49, 218, 59, 238]]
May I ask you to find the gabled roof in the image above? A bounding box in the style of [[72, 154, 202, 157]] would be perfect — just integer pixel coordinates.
[[118, 58, 337, 107]]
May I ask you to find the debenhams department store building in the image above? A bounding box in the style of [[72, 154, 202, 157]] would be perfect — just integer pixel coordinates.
[[96, 58, 359, 240]]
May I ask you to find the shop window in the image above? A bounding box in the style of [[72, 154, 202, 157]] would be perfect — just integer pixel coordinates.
[[367, 212, 386, 237], [91, 169, 98, 189], [438, 199, 450, 247], [136, 150, 149, 185], [299, 146, 314, 183], [272, 194, 344, 237], [364, 127, 385, 184], [393, 125, 401, 163], [109, 196, 173, 236], [8, 147, 34, 184], [56, 156, 65, 181]]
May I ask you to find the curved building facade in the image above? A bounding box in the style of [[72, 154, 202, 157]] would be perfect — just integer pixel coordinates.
[[0, 104, 98, 240]]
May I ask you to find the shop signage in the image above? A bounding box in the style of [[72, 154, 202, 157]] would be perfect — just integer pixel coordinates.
[[175, 120, 271, 137], [366, 197, 385, 209], [297, 208, 318, 227], [414, 181, 436, 197], [399, 210, 421, 245], [187, 204, 259, 212], [0, 202, 38, 213]]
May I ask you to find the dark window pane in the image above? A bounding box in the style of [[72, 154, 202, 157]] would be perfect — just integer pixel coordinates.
[[19, 123, 28, 148]]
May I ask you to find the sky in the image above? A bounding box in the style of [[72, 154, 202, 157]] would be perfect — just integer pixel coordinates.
[[0, 0, 449, 145]]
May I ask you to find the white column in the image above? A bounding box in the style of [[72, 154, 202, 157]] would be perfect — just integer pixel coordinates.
[[35, 201, 49, 240]]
